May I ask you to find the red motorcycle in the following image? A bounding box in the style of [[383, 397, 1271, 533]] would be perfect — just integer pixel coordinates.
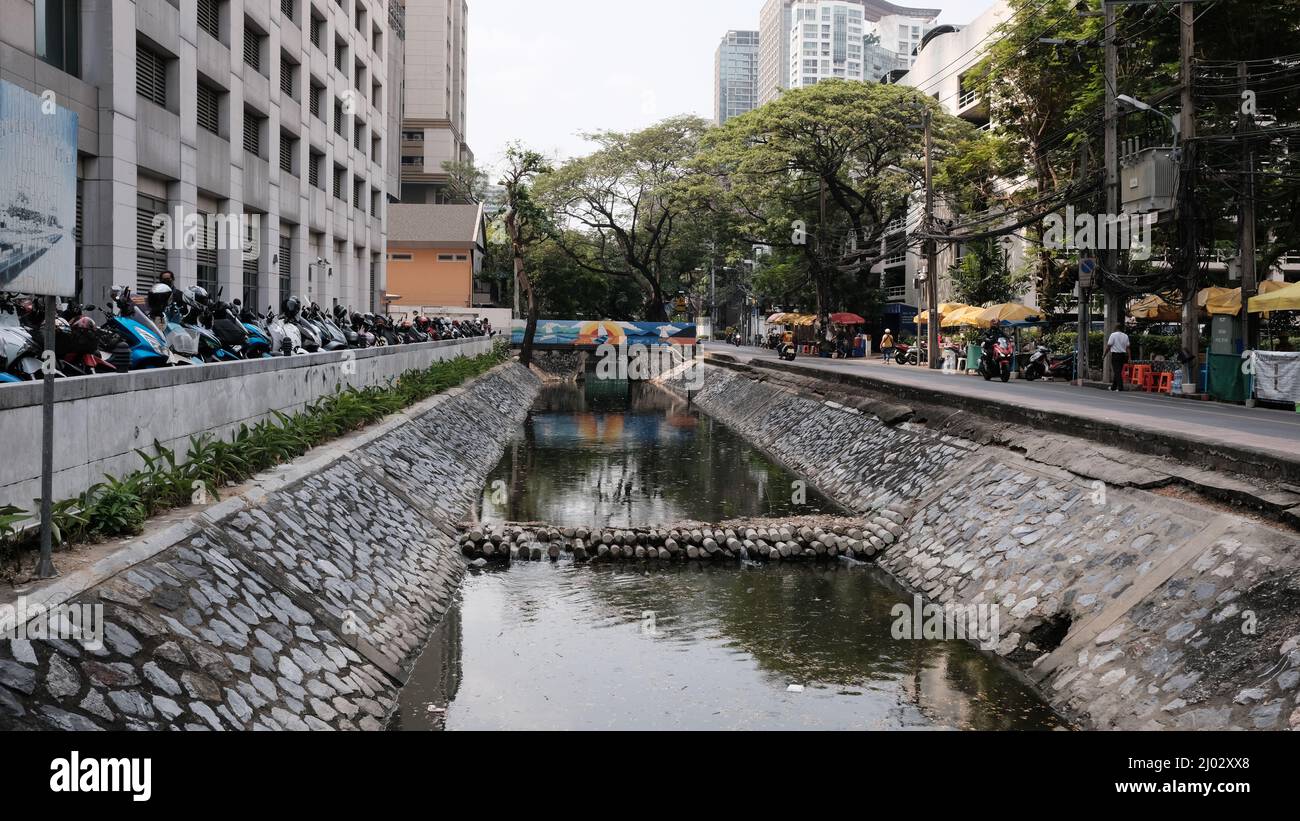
[[978, 333, 1014, 383]]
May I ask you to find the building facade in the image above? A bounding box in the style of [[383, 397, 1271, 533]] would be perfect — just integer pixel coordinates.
[[714, 29, 759, 125], [385, 201, 485, 310], [0, 0, 401, 313], [398, 0, 472, 204], [759, 0, 937, 102]]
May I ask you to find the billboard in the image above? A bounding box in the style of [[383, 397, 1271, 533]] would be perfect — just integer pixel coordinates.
[[511, 320, 697, 347], [0, 80, 78, 296]]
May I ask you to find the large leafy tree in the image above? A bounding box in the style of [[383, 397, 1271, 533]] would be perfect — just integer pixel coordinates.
[[537, 116, 711, 321], [690, 80, 981, 321]]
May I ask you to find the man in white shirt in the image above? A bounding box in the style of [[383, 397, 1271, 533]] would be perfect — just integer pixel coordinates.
[[1106, 329, 1132, 392]]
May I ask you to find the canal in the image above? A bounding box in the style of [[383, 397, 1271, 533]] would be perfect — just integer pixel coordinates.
[[395, 380, 1067, 731]]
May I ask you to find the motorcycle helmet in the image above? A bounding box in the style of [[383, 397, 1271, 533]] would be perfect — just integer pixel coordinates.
[[282, 296, 302, 319], [187, 285, 211, 306], [148, 283, 173, 315]]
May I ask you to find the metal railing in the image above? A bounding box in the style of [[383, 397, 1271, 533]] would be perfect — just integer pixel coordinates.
[[959, 89, 979, 109]]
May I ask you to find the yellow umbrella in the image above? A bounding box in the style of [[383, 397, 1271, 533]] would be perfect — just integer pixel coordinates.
[[976, 303, 1042, 326], [1129, 294, 1182, 322], [1198, 286, 1241, 316], [1248, 281, 1300, 313], [787, 313, 818, 327], [916, 303, 970, 326], [947, 305, 992, 327]]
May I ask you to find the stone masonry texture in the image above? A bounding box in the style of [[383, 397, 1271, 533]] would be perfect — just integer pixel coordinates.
[[662, 364, 1300, 730], [0, 364, 540, 730]]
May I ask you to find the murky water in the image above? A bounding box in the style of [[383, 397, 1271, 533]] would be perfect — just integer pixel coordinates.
[[396, 380, 1066, 731], [477, 381, 838, 527]]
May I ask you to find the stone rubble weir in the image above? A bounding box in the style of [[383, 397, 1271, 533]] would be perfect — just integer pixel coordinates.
[[0, 363, 542, 730], [657, 362, 1300, 731], [458, 515, 902, 565]]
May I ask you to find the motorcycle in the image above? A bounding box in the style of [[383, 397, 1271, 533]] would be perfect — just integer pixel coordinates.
[[1024, 345, 1076, 382], [894, 342, 926, 366], [0, 293, 46, 381], [978, 332, 1015, 383], [775, 340, 797, 362], [101, 286, 186, 370]]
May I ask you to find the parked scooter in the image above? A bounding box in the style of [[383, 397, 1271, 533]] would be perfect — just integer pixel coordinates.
[[101, 286, 186, 370], [0, 293, 47, 381], [978, 330, 1015, 383], [894, 342, 926, 366], [267, 298, 308, 356], [1023, 345, 1076, 382]]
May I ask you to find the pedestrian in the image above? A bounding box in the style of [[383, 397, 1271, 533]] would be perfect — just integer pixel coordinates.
[[1106, 326, 1131, 392], [880, 328, 895, 364]]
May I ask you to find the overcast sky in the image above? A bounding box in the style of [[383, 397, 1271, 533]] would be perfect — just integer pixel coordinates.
[[466, 0, 997, 177]]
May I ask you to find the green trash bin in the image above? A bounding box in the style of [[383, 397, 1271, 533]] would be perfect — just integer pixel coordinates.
[[966, 344, 981, 372]]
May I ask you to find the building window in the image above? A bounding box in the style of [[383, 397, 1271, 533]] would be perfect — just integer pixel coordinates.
[[437, 254, 454, 261], [333, 165, 345, 200], [309, 11, 323, 47], [280, 0, 296, 23], [197, 213, 218, 294], [243, 109, 262, 156], [334, 37, 346, 74], [353, 119, 364, 150], [352, 178, 364, 210], [309, 82, 322, 119], [35, 0, 81, 77], [197, 82, 220, 134], [278, 234, 292, 307], [389, 253, 412, 262], [197, 0, 220, 40], [136, 43, 168, 108], [242, 251, 260, 310], [279, 133, 296, 175], [280, 55, 296, 98], [333, 99, 346, 137], [308, 151, 323, 189], [370, 189, 379, 217], [244, 23, 264, 73], [136, 193, 168, 291]]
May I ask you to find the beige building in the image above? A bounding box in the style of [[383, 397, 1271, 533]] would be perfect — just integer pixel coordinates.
[[399, 0, 473, 204], [0, 0, 404, 312]]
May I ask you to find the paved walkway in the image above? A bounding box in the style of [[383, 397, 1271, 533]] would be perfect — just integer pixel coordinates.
[[706, 344, 1300, 478]]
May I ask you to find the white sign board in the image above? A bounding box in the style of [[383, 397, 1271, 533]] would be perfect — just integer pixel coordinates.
[[0, 80, 78, 297]]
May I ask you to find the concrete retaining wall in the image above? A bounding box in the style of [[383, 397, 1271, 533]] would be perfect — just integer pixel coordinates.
[[0, 337, 494, 512], [0, 363, 541, 730], [662, 364, 1300, 731]]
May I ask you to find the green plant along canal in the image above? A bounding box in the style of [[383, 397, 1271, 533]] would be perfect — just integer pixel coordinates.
[[395, 380, 1066, 730]]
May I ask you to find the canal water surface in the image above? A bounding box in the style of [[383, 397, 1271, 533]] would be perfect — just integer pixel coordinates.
[[395, 380, 1066, 731]]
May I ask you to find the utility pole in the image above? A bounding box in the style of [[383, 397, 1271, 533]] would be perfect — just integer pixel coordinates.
[[1102, 0, 1123, 387], [1238, 61, 1258, 351], [924, 109, 940, 369], [1178, 0, 1199, 393]]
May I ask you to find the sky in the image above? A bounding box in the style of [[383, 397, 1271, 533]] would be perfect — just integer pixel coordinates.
[[466, 0, 997, 177]]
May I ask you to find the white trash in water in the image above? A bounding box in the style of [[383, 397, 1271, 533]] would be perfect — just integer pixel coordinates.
[[786, 684, 805, 693]]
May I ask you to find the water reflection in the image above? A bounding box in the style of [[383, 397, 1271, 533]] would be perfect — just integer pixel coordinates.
[[479, 381, 839, 528], [395, 563, 1068, 731]]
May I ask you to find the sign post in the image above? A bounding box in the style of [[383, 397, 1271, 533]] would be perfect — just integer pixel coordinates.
[[0, 80, 80, 578]]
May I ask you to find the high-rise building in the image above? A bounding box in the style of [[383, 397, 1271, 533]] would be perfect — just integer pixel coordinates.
[[0, 0, 403, 312], [399, 0, 473, 204], [714, 30, 760, 125], [759, 1, 938, 102], [757, 0, 794, 106]]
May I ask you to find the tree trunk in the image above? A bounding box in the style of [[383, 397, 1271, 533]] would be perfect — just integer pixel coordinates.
[[516, 254, 539, 368]]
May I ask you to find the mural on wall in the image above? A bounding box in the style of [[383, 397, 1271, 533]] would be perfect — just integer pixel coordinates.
[[511, 320, 697, 347], [0, 80, 78, 296]]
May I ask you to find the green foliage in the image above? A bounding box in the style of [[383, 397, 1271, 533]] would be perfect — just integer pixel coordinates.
[[948, 238, 1028, 307], [0, 346, 509, 555]]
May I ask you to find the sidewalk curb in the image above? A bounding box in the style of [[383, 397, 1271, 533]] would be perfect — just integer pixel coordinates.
[[712, 354, 1300, 485]]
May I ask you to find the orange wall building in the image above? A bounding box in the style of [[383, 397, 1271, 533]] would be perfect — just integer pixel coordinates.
[[385, 203, 487, 311]]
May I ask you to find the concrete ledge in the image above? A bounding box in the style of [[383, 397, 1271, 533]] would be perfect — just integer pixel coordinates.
[[729, 355, 1300, 485]]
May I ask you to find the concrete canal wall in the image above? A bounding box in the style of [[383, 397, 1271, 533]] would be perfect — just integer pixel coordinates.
[[0, 336, 495, 513], [660, 363, 1300, 731], [0, 362, 540, 730]]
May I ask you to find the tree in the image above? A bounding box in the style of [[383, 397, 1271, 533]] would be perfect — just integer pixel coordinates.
[[499, 143, 551, 368], [537, 116, 711, 321], [948, 238, 1027, 307], [441, 159, 490, 204], [691, 80, 980, 322]]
